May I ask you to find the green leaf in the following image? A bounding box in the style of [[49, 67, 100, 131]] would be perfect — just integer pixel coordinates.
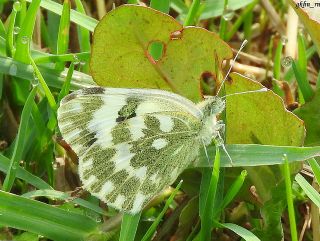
[[224, 73, 305, 240], [294, 89, 320, 146], [0, 191, 98, 241], [175, 196, 199, 240], [259, 181, 286, 241], [149, 0, 170, 60], [90, 5, 232, 101], [225, 73, 305, 146]]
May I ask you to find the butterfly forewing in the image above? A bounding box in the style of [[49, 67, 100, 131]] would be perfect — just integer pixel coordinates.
[[57, 87, 204, 213]]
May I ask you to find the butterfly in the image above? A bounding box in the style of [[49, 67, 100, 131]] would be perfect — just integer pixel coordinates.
[[57, 87, 225, 214]]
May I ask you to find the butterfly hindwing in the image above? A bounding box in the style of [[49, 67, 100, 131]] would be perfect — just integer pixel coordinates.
[[57, 87, 204, 213]]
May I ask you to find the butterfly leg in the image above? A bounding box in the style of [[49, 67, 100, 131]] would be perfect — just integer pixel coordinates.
[[201, 138, 212, 165], [214, 121, 234, 166]]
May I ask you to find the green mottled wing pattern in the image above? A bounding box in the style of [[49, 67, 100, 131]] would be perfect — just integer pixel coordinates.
[[57, 87, 205, 214]]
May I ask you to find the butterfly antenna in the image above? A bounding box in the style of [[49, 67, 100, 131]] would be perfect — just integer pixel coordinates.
[[221, 88, 268, 99], [202, 139, 211, 165], [217, 132, 234, 166], [216, 39, 248, 95]]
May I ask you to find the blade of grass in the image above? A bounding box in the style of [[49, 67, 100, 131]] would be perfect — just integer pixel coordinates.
[[291, 61, 314, 102], [284, 45, 317, 82], [265, 35, 274, 80], [0, 19, 4, 100], [219, 3, 229, 40], [220, 170, 247, 209], [29, 54, 57, 111], [282, 155, 298, 241], [272, 41, 284, 96], [2, 87, 37, 192], [0, 153, 52, 190], [119, 212, 142, 241], [12, 0, 41, 104], [273, 41, 283, 80], [31, 101, 48, 142], [199, 146, 220, 240], [197, 144, 320, 167], [295, 173, 320, 207], [40, 12, 54, 51], [171, 0, 253, 20], [308, 158, 320, 184], [184, 0, 200, 26], [297, 32, 308, 88], [74, 0, 90, 72], [34, 52, 90, 64], [216, 222, 260, 241], [22, 189, 109, 216], [26, 0, 98, 32], [243, 9, 253, 47], [0, 190, 98, 241], [0, 17, 5, 38], [6, 9, 18, 56], [14, 0, 40, 63], [56, 0, 70, 70], [225, 0, 258, 41], [18, 0, 27, 26], [0, 55, 96, 89], [317, 70, 320, 90], [141, 180, 183, 241], [150, 0, 170, 13], [218, 0, 229, 40], [58, 62, 74, 103]]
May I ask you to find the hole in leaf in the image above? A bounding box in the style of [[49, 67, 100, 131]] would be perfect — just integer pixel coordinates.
[[200, 71, 217, 94], [148, 41, 165, 62]]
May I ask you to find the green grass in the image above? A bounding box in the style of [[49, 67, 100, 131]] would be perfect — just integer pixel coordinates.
[[0, 0, 319, 240], [282, 155, 298, 241]]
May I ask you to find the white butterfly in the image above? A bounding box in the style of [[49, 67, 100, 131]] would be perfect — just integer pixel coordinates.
[[57, 87, 225, 214]]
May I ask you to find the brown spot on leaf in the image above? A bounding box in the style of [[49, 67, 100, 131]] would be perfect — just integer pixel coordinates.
[[170, 30, 183, 40]]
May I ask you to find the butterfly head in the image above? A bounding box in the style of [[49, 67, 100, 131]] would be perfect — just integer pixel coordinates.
[[198, 96, 225, 118], [197, 96, 225, 145]]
